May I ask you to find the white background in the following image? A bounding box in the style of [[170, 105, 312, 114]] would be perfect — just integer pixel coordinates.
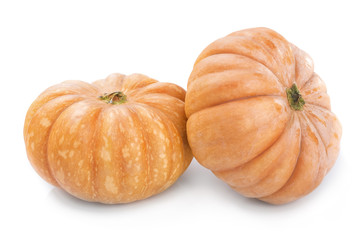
[[1, 0, 359, 239]]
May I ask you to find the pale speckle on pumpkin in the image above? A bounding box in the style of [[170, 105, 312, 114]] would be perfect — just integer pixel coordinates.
[[122, 147, 130, 158], [59, 135, 64, 145], [105, 176, 118, 194], [129, 120, 134, 127], [58, 150, 69, 159], [73, 141, 80, 148], [57, 169, 65, 183], [70, 125, 77, 134], [126, 160, 133, 168], [157, 122, 165, 129], [31, 142, 35, 150], [101, 148, 111, 161], [40, 118, 51, 128], [69, 150, 75, 158], [103, 136, 109, 147], [78, 160, 84, 167], [159, 153, 166, 159]]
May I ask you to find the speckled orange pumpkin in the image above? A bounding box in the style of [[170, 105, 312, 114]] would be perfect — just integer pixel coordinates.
[[24, 73, 192, 204], [185, 27, 342, 204]]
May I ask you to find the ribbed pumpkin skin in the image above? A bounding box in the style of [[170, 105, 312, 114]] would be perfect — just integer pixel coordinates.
[[24, 73, 192, 204], [185, 28, 342, 204]]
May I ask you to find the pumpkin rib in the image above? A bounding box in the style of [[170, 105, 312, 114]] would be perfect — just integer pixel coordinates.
[[304, 104, 341, 171], [135, 92, 186, 106], [130, 82, 186, 102], [85, 105, 103, 201], [127, 104, 152, 199], [305, 102, 331, 112], [303, 93, 331, 111], [304, 111, 329, 161], [189, 53, 281, 88], [261, 112, 322, 204], [259, 115, 303, 203], [154, 109, 175, 187], [187, 68, 283, 99], [48, 99, 106, 202], [196, 51, 286, 89], [186, 68, 284, 116], [45, 97, 86, 185], [122, 74, 158, 92], [232, 113, 301, 198], [143, 105, 181, 194], [215, 111, 292, 186], [153, 108, 177, 191], [299, 112, 327, 194], [120, 106, 137, 200], [121, 105, 146, 201], [187, 95, 285, 119], [27, 95, 86, 186], [290, 43, 314, 86], [131, 105, 153, 199], [303, 111, 329, 184], [135, 102, 190, 188], [91, 105, 114, 202]]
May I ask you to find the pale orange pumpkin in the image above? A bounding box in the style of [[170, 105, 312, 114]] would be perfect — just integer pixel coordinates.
[[185, 27, 342, 204], [24, 73, 192, 204]]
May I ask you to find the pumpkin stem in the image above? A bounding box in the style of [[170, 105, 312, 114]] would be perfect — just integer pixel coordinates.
[[99, 91, 127, 104], [286, 83, 305, 111]]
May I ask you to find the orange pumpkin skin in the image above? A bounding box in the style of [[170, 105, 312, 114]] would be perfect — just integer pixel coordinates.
[[185, 28, 342, 204], [24, 73, 192, 204]]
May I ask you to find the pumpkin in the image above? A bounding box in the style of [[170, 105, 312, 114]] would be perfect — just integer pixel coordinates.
[[24, 73, 192, 204], [185, 27, 342, 204]]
